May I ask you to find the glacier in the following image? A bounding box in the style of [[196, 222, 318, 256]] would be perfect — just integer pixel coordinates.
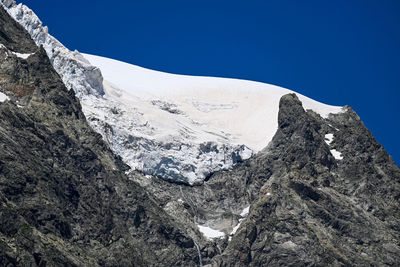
[[1, 0, 344, 185]]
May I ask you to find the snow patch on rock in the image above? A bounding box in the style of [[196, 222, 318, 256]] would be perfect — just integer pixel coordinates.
[[0, 92, 9, 102], [230, 205, 251, 240], [324, 133, 343, 160], [11, 51, 32, 59], [325, 133, 334, 145], [197, 224, 225, 240], [240, 206, 250, 217], [0, 42, 34, 59], [330, 149, 343, 160]]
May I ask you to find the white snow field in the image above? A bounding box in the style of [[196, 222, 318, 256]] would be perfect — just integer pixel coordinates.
[[84, 54, 343, 152], [197, 224, 225, 240], [1, 0, 344, 185], [82, 54, 343, 184]]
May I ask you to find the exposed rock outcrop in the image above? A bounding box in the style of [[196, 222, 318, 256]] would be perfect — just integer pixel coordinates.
[[211, 94, 400, 266], [134, 94, 400, 266]]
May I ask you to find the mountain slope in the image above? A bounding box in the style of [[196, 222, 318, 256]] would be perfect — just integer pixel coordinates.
[[1, 1, 400, 266], [212, 94, 400, 266], [0, 5, 202, 266]]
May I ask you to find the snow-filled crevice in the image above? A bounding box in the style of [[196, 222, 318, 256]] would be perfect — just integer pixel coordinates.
[[229, 205, 251, 241], [325, 133, 343, 160]]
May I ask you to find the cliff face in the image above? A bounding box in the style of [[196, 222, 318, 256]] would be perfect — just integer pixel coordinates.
[[211, 94, 400, 266], [0, 6, 200, 266]]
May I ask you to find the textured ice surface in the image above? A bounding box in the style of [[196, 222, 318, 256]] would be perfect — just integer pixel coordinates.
[[84, 54, 343, 151]]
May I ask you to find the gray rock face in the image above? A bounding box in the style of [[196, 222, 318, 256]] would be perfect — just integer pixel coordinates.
[[0, 6, 201, 266], [211, 94, 400, 266]]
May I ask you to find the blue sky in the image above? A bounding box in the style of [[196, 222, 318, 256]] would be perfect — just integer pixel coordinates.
[[20, 0, 400, 164]]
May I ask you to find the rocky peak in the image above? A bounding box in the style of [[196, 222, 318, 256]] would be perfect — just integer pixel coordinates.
[[210, 91, 400, 266], [0, 4, 35, 53], [278, 93, 308, 130], [0, 0, 104, 98]]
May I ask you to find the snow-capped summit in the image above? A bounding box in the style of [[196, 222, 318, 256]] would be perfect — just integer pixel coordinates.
[[1, 0, 343, 185], [81, 54, 343, 184], [83, 54, 342, 152]]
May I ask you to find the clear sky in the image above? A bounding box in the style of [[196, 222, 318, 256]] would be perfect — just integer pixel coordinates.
[[19, 0, 400, 164]]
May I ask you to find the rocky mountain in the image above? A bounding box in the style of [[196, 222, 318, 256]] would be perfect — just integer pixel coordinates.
[[212, 94, 400, 265], [0, 5, 204, 266], [1, 1, 400, 266]]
